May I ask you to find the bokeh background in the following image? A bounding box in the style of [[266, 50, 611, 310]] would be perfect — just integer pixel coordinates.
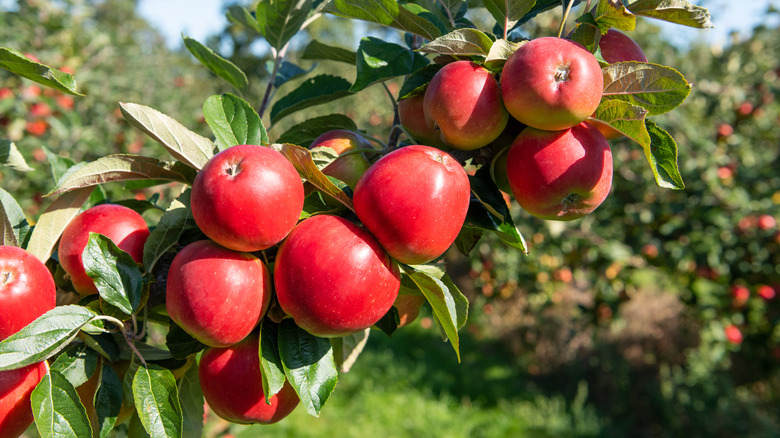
[[1, 0, 779, 436]]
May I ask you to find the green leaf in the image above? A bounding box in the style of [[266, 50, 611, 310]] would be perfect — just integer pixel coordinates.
[[644, 119, 684, 190], [466, 167, 528, 253], [128, 413, 152, 438], [203, 94, 268, 151], [50, 343, 99, 388], [119, 102, 214, 171], [43, 146, 77, 183], [454, 226, 483, 256], [226, 5, 263, 33], [143, 189, 197, 273], [373, 307, 400, 337], [323, 0, 443, 40], [183, 36, 248, 91], [484, 39, 521, 71], [132, 364, 183, 438], [178, 364, 204, 438], [0, 186, 30, 247], [419, 28, 494, 56], [351, 37, 430, 93], [82, 233, 143, 316], [270, 60, 315, 87], [0, 139, 33, 172], [256, 0, 314, 51], [278, 319, 338, 417], [46, 155, 195, 196], [166, 322, 206, 360], [593, 0, 636, 32], [602, 62, 692, 115], [32, 370, 93, 438], [331, 328, 370, 373], [401, 266, 467, 361], [302, 40, 356, 65], [271, 143, 354, 210], [628, 0, 713, 28], [0, 47, 83, 95], [79, 332, 120, 363], [0, 305, 98, 371], [27, 187, 93, 263], [270, 75, 353, 123], [569, 18, 601, 53], [259, 319, 286, 404], [481, 0, 537, 33], [590, 99, 650, 146], [96, 364, 124, 438], [398, 64, 444, 100], [276, 114, 358, 147]]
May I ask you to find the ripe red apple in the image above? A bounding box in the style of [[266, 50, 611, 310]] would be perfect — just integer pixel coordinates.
[[394, 294, 426, 328], [353, 145, 471, 265], [0, 246, 56, 340], [398, 94, 446, 149], [598, 29, 648, 64], [25, 120, 48, 137], [423, 61, 508, 150], [59, 203, 150, 295], [502, 37, 603, 131], [275, 215, 401, 337], [758, 285, 776, 301], [506, 123, 612, 220], [0, 361, 48, 438], [724, 325, 743, 344], [166, 240, 270, 348], [191, 144, 304, 252], [309, 130, 373, 189], [757, 214, 777, 230], [731, 285, 750, 307], [199, 333, 299, 424]]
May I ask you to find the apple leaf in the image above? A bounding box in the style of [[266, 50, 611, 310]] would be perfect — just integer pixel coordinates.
[[203, 94, 268, 151], [419, 28, 494, 56], [255, 0, 314, 52], [31, 370, 93, 438], [466, 167, 528, 253], [569, 18, 602, 54], [302, 40, 357, 65], [351, 37, 430, 93], [590, 99, 650, 146], [183, 36, 248, 91], [331, 328, 370, 373], [0, 139, 33, 172], [601, 62, 692, 116], [269, 60, 315, 87], [132, 364, 183, 438], [50, 343, 99, 388], [373, 306, 400, 337], [83, 232, 143, 316], [143, 189, 198, 273], [0, 305, 98, 371], [259, 319, 287, 404], [401, 266, 467, 362], [0, 47, 83, 95], [277, 114, 358, 147], [26, 187, 93, 263], [79, 332, 121, 363], [166, 322, 206, 360], [178, 364, 204, 438], [593, 0, 636, 32], [96, 364, 124, 438], [454, 226, 483, 256], [46, 154, 195, 196], [272, 143, 355, 211], [226, 5, 263, 34], [278, 319, 338, 417], [628, 0, 713, 29], [645, 119, 684, 190], [270, 75, 352, 124], [398, 64, 444, 100], [324, 0, 443, 40], [481, 0, 536, 34], [119, 102, 214, 171], [484, 39, 521, 71], [0, 187, 30, 247]]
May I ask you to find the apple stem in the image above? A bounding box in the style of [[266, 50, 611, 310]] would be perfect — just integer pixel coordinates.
[[94, 315, 147, 365], [557, 0, 577, 38], [258, 45, 288, 121]]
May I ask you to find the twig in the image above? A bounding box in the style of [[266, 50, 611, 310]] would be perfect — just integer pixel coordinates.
[[438, 0, 457, 28], [558, 0, 577, 38]]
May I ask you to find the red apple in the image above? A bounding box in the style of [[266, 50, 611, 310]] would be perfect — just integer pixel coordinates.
[[423, 61, 508, 150], [353, 145, 471, 265], [199, 333, 299, 424], [0, 246, 56, 340], [724, 325, 743, 344], [398, 94, 446, 149], [274, 215, 401, 337], [506, 123, 612, 220], [166, 240, 270, 348], [25, 120, 48, 137], [191, 144, 304, 252], [731, 285, 750, 307], [394, 294, 426, 328], [0, 361, 48, 438], [59, 204, 150, 295], [758, 285, 776, 301], [309, 130, 373, 189], [757, 214, 776, 230], [598, 29, 648, 64], [501, 37, 603, 131]]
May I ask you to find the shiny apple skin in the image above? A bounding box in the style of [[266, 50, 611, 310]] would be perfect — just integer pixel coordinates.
[[398, 95, 447, 149], [0, 361, 48, 438], [309, 130, 373, 189], [598, 29, 648, 64], [0, 246, 56, 341]]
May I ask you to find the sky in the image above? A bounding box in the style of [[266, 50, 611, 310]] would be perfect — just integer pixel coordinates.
[[136, 0, 779, 50]]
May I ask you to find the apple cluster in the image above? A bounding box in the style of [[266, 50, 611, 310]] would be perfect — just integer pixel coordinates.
[[401, 32, 648, 221]]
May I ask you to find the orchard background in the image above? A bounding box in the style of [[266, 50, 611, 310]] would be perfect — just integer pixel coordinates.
[[0, 0, 779, 437]]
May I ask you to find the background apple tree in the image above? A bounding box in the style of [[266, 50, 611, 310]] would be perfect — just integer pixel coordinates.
[[0, 0, 778, 437]]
